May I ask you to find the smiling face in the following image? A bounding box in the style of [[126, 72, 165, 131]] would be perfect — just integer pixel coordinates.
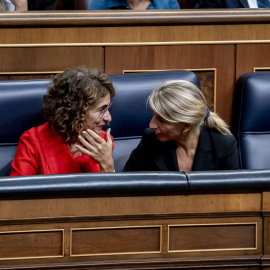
[[149, 110, 185, 142], [83, 93, 112, 135]]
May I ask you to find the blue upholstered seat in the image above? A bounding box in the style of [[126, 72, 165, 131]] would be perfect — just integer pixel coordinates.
[[236, 72, 270, 169], [0, 80, 49, 176], [0, 70, 200, 175]]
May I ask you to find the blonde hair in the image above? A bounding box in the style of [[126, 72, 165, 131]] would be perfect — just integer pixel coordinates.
[[148, 80, 231, 135]]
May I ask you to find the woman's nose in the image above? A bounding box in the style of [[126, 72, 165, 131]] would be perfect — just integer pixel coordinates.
[[103, 110, 112, 122], [149, 117, 157, 129]]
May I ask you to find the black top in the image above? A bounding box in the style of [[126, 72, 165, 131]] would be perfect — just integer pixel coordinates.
[[28, 0, 58, 10], [123, 127, 240, 171], [195, 0, 249, 8]]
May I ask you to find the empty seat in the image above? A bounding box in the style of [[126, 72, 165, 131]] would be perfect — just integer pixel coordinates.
[[235, 72, 270, 169]]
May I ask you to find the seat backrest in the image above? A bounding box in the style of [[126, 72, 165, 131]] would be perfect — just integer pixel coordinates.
[[0, 70, 200, 175], [236, 72, 270, 169], [0, 80, 49, 176]]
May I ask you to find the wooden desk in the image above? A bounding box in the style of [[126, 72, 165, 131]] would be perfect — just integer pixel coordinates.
[[0, 10, 270, 125], [0, 188, 265, 270]]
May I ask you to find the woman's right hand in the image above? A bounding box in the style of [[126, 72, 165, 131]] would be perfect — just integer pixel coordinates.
[[10, 0, 28, 10], [76, 128, 114, 172]]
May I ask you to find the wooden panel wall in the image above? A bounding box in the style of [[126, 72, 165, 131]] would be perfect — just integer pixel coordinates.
[[236, 44, 270, 78], [1, 10, 270, 127], [0, 46, 104, 81], [105, 45, 235, 122], [0, 191, 264, 269]]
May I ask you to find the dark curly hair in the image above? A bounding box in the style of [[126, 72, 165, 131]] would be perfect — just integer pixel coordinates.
[[43, 67, 115, 145]]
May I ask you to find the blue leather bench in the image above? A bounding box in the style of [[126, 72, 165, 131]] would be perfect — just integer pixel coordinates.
[[3, 169, 270, 197], [0, 70, 200, 175]]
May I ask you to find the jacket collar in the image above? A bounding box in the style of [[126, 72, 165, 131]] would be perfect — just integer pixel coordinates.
[[153, 140, 178, 171], [192, 127, 217, 171], [153, 127, 217, 171], [37, 122, 82, 174]]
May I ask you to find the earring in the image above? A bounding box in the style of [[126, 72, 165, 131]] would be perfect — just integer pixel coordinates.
[[183, 131, 186, 135]]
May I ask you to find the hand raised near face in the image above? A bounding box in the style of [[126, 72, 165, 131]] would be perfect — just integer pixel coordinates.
[[10, 0, 28, 11], [75, 128, 114, 172]]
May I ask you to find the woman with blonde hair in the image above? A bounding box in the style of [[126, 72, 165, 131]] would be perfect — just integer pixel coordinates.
[[124, 80, 239, 171]]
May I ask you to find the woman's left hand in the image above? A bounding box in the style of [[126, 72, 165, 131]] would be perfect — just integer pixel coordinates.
[[76, 128, 114, 172]]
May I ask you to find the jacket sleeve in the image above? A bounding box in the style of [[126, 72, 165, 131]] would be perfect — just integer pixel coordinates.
[[123, 129, 153, 171], [10, 129, 39, 176]]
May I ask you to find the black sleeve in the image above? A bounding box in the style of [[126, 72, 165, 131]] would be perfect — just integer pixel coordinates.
[[195, 0, 223, 8], [220, 134, 240, 170], [208, 129, 240, 170], [123, 129, 155, 172]]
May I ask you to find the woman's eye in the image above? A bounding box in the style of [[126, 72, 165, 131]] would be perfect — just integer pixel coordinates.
[[158, 117, 164, 123], [98, 107, 106, 113]]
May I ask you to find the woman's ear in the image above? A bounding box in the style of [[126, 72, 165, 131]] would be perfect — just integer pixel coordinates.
[[182, 123, 192, 134]]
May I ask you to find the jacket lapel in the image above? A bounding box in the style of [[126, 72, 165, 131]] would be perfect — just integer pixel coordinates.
[[238, 0, 250, 8], [192, 128, 217, 171], [153, 141, 179, 171], [151, 128, 217, 172], [38, 123, 82, 174]]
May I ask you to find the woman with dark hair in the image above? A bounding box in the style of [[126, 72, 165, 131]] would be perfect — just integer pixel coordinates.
[[88, 0, 180, 10], [10, 67, 115, 176], [124, 80, 239, 172]]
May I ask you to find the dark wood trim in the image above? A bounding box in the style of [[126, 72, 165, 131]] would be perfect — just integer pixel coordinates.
[[262, 255, 270, 267], [0, 256, 261, 270], [0, 211, 262, 226], [1, 10, 270, 27]]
